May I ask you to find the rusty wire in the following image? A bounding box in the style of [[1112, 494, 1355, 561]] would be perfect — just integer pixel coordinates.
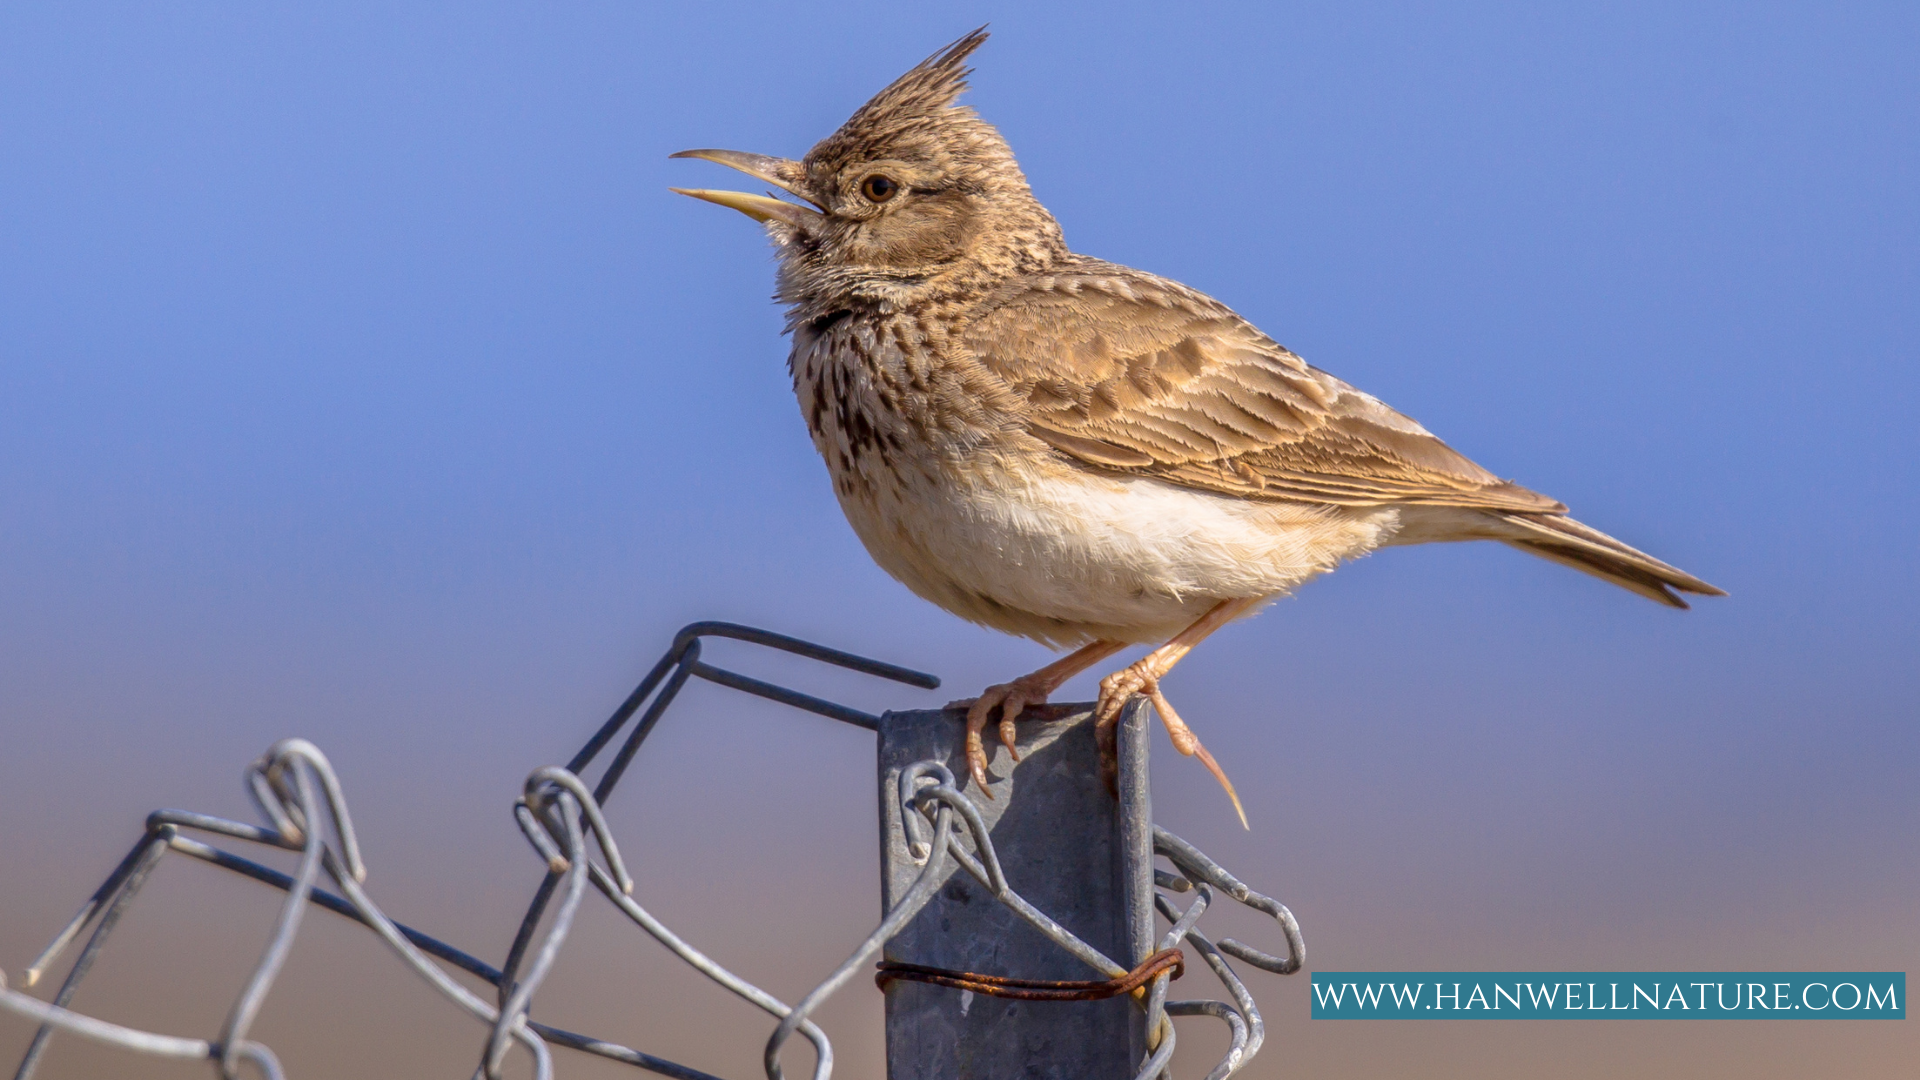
[[873, 947, 1186, 1000], [1, 621, 1302, 1080]]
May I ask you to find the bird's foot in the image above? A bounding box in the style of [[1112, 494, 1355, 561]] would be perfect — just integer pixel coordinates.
[[950, 672, 1059, 797], [1094, 660, 1248, 829], [1093, 658, 1158, 727]]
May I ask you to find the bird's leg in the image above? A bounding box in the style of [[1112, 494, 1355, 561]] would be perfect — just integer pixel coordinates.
[[1093, 597, 1261, 828], [952, 639, 1127, 795], [1092, 598, 1256, 724]]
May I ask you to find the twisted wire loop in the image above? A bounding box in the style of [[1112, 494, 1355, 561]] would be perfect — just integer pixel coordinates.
[[1, 621, 1304, 1080], [873, 947, 1185, 1000]]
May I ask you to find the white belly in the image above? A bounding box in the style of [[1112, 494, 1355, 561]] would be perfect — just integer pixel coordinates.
[[837, 457, 1402, 647]]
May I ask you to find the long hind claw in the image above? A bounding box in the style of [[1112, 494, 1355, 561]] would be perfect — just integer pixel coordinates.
[[1145, 684, 1249, 830]]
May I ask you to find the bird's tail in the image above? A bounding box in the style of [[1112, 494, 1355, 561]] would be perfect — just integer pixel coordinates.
[[1495, 513, 1726, 609]]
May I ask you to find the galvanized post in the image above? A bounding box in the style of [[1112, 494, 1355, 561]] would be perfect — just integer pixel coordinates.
[[877, 701, 1154, 1079]]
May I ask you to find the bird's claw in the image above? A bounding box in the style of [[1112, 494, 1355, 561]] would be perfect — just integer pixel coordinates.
[[1094, 663, 1153, 724], [957, 676, 1050, 798], [1092, 660, 1156, 797], [962, 724, 993, 795], [1145, 684, 1249, 830], [1093, 661, 1249, 829]]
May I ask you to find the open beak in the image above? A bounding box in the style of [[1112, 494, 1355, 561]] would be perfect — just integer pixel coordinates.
[[669, 149, 824, 230]]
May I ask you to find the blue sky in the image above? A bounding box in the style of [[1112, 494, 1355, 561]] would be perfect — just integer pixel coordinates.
[[2, 4, 1915, 1077]]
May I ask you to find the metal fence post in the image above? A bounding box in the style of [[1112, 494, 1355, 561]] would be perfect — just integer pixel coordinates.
[[877, 701, 1154, 1079]]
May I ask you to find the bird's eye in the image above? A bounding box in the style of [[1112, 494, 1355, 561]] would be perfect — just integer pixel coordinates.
[[861, 174, 900, 203]]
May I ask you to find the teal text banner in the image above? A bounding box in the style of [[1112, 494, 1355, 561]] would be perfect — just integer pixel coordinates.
[[1310, 973, 1904, 1019]]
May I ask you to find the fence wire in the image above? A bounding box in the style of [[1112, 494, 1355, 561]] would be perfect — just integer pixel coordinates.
[[1, 621, 1303, 1080]]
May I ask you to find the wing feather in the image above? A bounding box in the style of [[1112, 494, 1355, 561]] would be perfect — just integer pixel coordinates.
[[966, 264, 1566, 514]]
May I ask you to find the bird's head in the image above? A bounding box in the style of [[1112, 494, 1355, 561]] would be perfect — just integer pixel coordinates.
[[672, 28, 1066, 321]]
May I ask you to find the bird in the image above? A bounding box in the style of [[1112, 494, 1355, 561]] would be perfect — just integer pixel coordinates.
[[670, 28, 1724, 826]]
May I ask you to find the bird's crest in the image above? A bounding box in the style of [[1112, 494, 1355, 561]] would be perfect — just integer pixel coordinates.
[[837, 27, 989, 142]]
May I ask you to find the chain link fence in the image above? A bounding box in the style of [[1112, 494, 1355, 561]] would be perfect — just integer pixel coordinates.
[[2, 622, 1303, 1080]]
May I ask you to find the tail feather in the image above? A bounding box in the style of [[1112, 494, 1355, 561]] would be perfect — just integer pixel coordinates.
[[1497, 513, 1726, 609]]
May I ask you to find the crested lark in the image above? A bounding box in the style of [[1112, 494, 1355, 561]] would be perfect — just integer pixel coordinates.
[[672, 29, 1723, 825]]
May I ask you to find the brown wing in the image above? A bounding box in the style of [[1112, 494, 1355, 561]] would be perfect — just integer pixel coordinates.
[[964, 264, 1564, 513]]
